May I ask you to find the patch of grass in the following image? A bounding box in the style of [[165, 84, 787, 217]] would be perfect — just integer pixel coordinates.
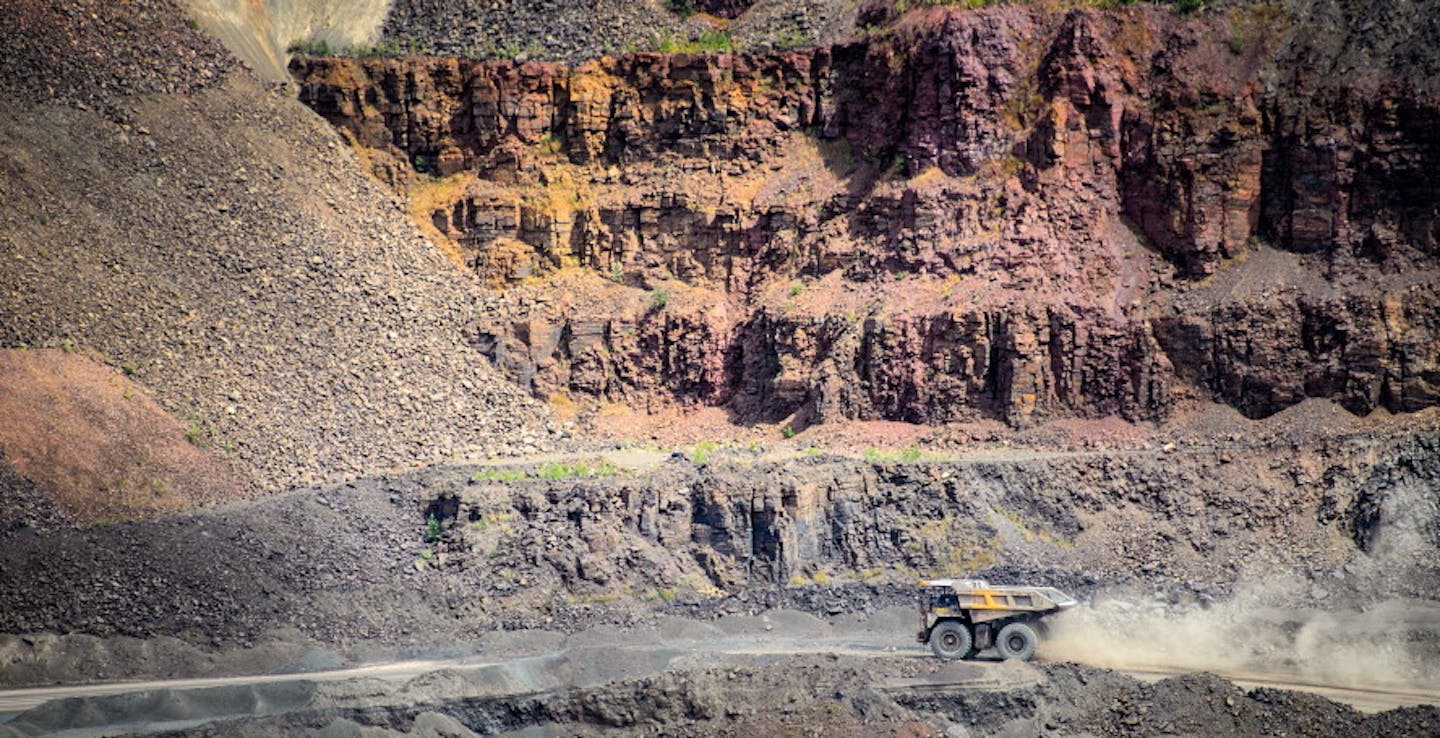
[[472, 467, 527, 482], [650, 288, 669, 310], [643, 587, 679, 603], [347, 40, 406, 58], [184, 414, 206, 447], [424, 514, 442, 543], [855, 567, 886, 582], [287, 38, 333, 56], [652, 30, 734, 54], [473, 461, 620, 482], [536, 460, 620, 480], [691, 440, 718, 464], [469, 510, 515, 535], [1227, 22, 1245, 55], [788, 570, 831, 586], [862, 444, 928, 463], [773, 30, 810, 51], [788, 281, 805, 297], [537, 130, 565, 157], [781, 425, 796, 439]]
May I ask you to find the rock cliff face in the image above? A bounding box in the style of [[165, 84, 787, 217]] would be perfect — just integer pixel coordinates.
[[423, 431, 1438, 597], [291, 3, 1439, 427]]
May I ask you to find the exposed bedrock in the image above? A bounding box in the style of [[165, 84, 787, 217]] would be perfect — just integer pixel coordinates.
[[1157, 284, 1440, 419], [467, 295, 1172, 426], [427, 431, 1440, 599], [291, 4, 1440, 426]]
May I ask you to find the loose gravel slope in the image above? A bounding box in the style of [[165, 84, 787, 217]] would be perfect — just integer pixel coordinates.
[[0, 0, 557, 495]]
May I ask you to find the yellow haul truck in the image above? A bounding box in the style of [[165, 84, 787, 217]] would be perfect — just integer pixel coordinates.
[[917, 578, 1077, 661]]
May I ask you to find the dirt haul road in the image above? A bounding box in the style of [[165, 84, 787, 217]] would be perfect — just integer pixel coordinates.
[[2, 607, 1437, 736]]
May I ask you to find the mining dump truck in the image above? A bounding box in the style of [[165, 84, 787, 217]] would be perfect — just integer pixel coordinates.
[[916, 578, 1077, 661]]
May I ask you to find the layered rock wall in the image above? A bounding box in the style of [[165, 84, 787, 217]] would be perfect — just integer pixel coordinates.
[[292, 4, 1439, 426], [432, 434, 1431, 595]]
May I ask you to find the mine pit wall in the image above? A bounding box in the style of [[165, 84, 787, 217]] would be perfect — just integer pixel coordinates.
[[436, 434, 1439, 599], [289, 5, 1440, 427]]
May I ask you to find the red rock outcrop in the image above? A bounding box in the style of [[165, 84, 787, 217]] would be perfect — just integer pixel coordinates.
[[291, 3, 1439, 427]]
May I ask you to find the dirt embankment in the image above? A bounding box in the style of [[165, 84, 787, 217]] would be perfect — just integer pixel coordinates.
[[0, 349, 240, 526]]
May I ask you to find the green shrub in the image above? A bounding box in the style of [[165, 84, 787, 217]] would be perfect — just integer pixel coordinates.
[[184, 415, 206, 446], [692, 440, 718, 463], [537, 130, 564, 156], [537, 460, 620, 479], [773, 30, 810, 51], [287, 38, 333, 56], [650, 288, 669, 310], [863, 444, 927, 462]]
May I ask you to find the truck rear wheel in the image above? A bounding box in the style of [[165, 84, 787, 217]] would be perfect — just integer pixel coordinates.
[[995, 622, 1037, 661], [930, 621, 973, 660]]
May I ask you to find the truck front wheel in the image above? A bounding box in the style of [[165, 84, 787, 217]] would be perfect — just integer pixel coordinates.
[[929, 621, 973, 660], [995, 622, 1037, 661]]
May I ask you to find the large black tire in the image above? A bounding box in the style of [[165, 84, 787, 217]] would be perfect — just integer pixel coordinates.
[[929, 621, 974, 660], [995, 622, 1038, 661]]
